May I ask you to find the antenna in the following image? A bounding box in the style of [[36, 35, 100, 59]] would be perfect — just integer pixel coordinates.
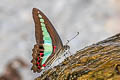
[[65, 32, 79, 45]]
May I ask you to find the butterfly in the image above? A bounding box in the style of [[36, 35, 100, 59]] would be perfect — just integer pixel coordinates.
[[31, 8, 70, 73]]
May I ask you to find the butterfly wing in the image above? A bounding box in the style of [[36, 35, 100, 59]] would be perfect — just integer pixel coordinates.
[[31, 8, 63, 72]]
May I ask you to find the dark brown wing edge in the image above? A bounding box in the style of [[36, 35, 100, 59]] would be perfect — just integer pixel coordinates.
[[32, 8, 44, 44]]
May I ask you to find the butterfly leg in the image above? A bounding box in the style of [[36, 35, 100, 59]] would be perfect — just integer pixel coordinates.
[[68, 50, 72, 56], [57, 57, 61, 64], [63, 53, 67, 59], [68, 50, 73, 63], [63, 50, 73, 65]]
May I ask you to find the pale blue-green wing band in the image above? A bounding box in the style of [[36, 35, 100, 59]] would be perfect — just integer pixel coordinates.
[[42, 54, 51, 65], [43, 44, 53, 51], [41, 23, 45, 27], [37, 14, 53, 65], [44, 41, 52, 44], [43, 37, 52, 41], [38, 14, 42, 18], [40, 19, 44, 23]]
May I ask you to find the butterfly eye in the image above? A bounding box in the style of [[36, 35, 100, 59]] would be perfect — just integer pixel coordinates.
[[64, 45, 70, 50]]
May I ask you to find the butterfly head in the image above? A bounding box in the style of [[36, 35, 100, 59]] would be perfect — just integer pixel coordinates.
[[63, 45, 70, 51]]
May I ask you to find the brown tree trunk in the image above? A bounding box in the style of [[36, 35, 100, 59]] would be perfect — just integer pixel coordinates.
[[35, 33, 120, 80]]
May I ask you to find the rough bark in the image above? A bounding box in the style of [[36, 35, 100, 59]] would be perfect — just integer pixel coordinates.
[[35, 33, 120, 80]]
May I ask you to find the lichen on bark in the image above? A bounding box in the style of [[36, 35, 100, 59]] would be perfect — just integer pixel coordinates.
[[35, 33, 120, 80]]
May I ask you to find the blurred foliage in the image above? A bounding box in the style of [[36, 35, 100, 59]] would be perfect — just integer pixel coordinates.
[[0, 58, 28, 80]]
